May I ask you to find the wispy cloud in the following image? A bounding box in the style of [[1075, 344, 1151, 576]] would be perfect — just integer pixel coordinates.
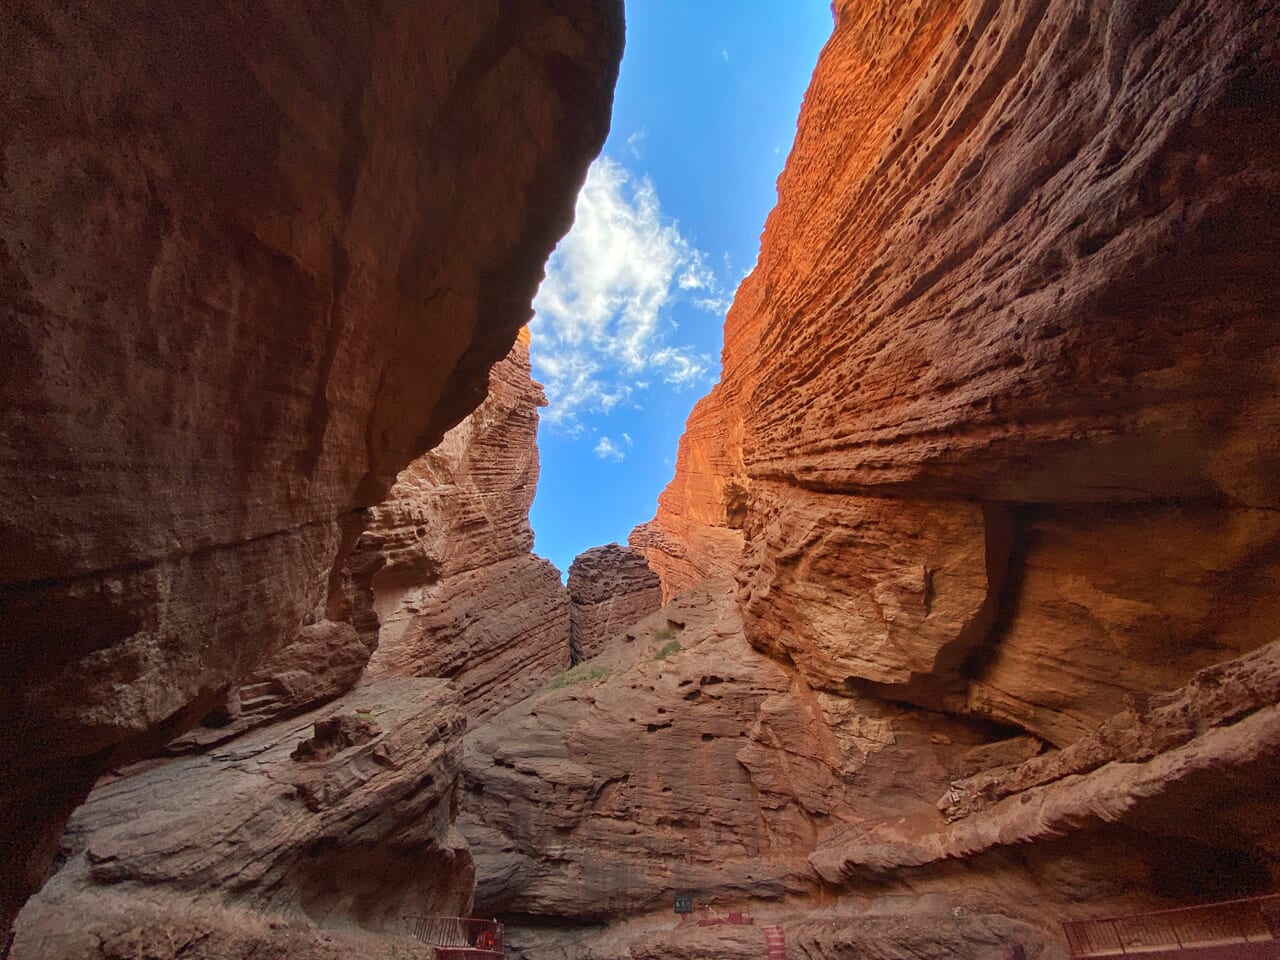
[[593, 436, 626, 462], [531, 156, 723, 429], [626, 127, 648, 160], [720, 48, 730, 62]]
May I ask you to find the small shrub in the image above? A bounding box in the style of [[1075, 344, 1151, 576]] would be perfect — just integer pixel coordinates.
[[652, 626, 676, 642], [653, 639, 682, 661], [545, 662, 611, 691]]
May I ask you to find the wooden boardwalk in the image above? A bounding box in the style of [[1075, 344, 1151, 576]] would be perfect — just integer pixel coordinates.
[[1063, 894, 1280, 959]]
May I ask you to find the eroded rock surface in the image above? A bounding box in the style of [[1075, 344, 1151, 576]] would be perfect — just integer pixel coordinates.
[[461, 583, 1056, 926], [363, 332, 570, 720], [0, 0, 621, 925], [568, 543, 663, 663], [637, 0, 1280, 722], [615, 0, 1280, 950], [15, 678, 471, 957]]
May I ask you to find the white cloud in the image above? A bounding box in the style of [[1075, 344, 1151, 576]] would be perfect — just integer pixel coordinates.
[[531, 156, 721, 429], [622, 432, 633, 446], [626, 128, 648, 160], [594, 436, 626, 462], [720, 48, 730, 62]]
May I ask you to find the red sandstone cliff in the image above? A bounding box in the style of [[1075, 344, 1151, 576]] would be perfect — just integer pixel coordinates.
[[0, 0, 623, 930], [567, 543, 663, 662], [363, 331, 570, 720], [636, 0, 1280, 750], [616, 0, 1280, 948]]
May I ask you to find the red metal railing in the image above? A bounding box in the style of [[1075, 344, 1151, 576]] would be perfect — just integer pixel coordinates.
[[1063, 894, 1280, 958], [404, 916, 504, 959]]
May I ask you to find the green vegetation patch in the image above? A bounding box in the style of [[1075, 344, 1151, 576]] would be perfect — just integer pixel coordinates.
[[545, 662, 612, 691], [652, 639, 682, 661]]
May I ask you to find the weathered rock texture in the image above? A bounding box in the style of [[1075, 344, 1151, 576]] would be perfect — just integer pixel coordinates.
[[15, 678, 471, 958], [612, 0, 1280, 952], [633, 0, 1280, 805], [462, 584, 815, 921], [467, 591, 1279, 959], [463, 583, 1069, 926], [639, 0, 1280, 726], [363, 332, 570, 720], [0, 0, 622, 928], [629, 391, 748, 602], [567, 543, 663, 663]]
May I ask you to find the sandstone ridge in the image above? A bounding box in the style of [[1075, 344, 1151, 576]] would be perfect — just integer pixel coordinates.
[[363, 333, 571, 722]]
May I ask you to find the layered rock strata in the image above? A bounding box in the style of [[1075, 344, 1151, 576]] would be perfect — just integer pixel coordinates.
[[634, 0, 1280, 845], [612, 0, 1280, 949], [629, 391, 748, 602], [0, 0, 622, 927], [462, 583, 1055, 926], [468, 591, 1279, 958], [363, 332, 570, 721], [567, 543, 663, 663], [15, 678, 471, 958]]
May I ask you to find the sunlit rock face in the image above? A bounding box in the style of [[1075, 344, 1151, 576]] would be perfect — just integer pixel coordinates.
[[567, 543, 663, 662], [609, 0, 1280, 949], [363, 333, 571, 722], [629, 389, 749, 602], [636, 0, 1280, 773], [0, 0, 622, 929]]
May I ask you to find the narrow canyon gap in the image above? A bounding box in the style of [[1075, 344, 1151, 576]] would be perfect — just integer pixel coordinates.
[[4, 1, 1280, 959]]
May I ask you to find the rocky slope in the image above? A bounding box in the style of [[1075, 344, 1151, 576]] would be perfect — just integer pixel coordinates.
[[568, 543, 663, 662], [363, 332, 570, 721], [466, 591, 1280, 959], [614, 0, 1280, 950], [0, 0, 622, 928], [15, 678, 470, 959]]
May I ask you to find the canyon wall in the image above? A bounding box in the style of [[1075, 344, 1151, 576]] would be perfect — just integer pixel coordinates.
[[0, 0, 623, 930], [567, 543, 663, 662], [364, 332, 570, 721], [615, 0, 1280, 950], [14, 329, 580, 956]]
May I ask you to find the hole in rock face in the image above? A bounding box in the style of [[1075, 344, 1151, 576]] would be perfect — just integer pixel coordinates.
[[700, 733, 714, 742]]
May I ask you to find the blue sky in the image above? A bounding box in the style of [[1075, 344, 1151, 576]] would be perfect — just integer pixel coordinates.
[[528, 2, 833, 577]]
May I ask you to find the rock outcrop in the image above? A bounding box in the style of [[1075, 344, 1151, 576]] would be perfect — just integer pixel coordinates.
[[614, 0, 1280, 949], [462, 584, 816, 921], [463, 583, 1057, 926], [15, 678, 471, 958], [629, 392, 748, 602], [567, 543, 663, 663], [0, 0, 622, 927], [363, 332, 570, 721]]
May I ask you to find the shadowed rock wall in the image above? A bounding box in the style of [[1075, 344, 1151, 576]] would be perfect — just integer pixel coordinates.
[[567, 543, 663, 663], [0, 0, 622, 929]]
